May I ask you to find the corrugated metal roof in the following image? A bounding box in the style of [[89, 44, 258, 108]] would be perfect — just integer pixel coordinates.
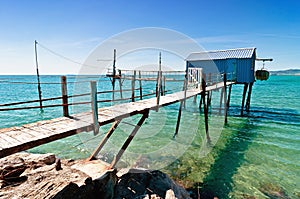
[[186, 47, 256, 61]]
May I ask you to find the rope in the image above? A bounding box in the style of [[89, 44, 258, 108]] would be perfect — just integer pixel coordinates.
[[37, 42, 103, 69]]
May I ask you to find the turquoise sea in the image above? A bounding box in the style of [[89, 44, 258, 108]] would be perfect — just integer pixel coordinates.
[[0, 75, 299, 198]]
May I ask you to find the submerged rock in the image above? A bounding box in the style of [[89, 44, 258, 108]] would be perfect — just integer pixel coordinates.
[[259, 183, 291, 199], [114, 168, 191, 199]]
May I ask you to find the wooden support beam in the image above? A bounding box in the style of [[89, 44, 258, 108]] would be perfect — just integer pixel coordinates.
[[219, 87, 224, 115], [109, 111, 149, 168], [227, 84, 232, 109], [61, 76, 69, 117], [223, 73, 228, 124], [90, 81, 99, 135], [173, 100, 183, 138], [241, 83, 249, 116], [87, 120, 121, 161], [245, 82, 253, 112], [131, 70, 136, 102], [139, 70, 142, 100], [119, 70, 123, 99], [201, 75, 211, 143]]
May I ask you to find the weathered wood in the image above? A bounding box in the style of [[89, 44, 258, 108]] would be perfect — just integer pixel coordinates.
[[90, 81, 99, 135], [131, 71, 136, 102], [202, 75, 211, 143], [223, 73, 228, 124], [245, 82, 253, 112], [139, 71, 142, 100], [61, 76, 69, 117], [227, 84, 232, 109], [241, 83, 249, 116], [109, 111, 149, 168], [0, 80, 234, 159], [88, 120, 122, 161], [173, 100, 183, 138]]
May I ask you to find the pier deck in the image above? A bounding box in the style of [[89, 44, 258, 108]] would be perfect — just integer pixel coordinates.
[[0, 82, 232, 159]]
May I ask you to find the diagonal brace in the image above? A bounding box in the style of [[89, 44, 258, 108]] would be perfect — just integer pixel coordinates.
[[109, 110, 149, 168]]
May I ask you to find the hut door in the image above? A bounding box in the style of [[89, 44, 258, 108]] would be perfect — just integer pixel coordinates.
[[226, 59, 237, 81]]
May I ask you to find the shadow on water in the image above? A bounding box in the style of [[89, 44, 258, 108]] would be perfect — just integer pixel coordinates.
[[198, 115, 258, 199], [197, 105, 299, 198]]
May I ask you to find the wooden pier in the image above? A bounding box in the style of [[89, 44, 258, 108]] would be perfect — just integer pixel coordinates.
[[0, 64, 243, 170], [0, 72, 233, 167]]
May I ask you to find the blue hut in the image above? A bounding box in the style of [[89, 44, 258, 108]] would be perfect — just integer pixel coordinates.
[[186, 47, 256, 84]]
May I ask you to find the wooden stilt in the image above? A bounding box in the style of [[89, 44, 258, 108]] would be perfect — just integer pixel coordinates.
[[88, 120, 121, 161], [90, 81, 99, 135], [34, 40, 43, 110], [162, 76, 166, 96], [227, 84, 232, 109], [241, 83, 249, 116], [131, 71, 136, 102], [173, 100, 183, 138], [110, 111, 149, 168], [119, 70, 123, 99], [245, 82, 253, 112], [112, 49, 116, 101], [61, 76, 69, 117], [201, 75, 211, 143], [219, 87, 224, 115], [223, 73, 228, 124], [139, 71, 142, 100], [207, 91, 212, 107]]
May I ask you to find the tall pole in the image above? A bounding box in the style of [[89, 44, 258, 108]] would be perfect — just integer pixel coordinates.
[[112, 49, 116, 101], [35, 40, 43, 110]]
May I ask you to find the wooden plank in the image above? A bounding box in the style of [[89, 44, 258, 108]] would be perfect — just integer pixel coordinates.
[[0, 133, 22, 147], [5, 128, 35, 143]]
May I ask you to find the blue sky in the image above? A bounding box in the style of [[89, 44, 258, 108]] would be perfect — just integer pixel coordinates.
[[0, 0, 299, 74]]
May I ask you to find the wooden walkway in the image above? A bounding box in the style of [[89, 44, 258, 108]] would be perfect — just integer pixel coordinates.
[[0, 81, 232, 159]]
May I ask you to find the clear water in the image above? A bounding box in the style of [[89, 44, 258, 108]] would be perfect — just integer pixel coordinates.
[[0, 75, 299, 198]]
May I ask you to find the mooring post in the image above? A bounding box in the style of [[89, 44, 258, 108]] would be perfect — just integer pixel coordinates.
[[139, 70, 142, 100], [241, 83, 249, 116], [90, 81, 99, 135], [61, 76, 69, 117], [131, 70, 136, 102]]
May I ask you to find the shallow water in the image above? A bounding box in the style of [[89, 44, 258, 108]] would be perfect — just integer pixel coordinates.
[[0, 75, 299, 198]]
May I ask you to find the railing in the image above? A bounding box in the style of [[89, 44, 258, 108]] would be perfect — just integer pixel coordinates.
[[0, 70, 186, 116]]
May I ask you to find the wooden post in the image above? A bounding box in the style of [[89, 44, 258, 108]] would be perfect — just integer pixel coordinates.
[[202, 75, 211, 143], [241, 83, 249, 116], [131, 70, 136, 102], [112, 49, 116, 101], [162, 76, 166, 96], [88, 120, 121, 161], [219, 88, 224, 115], [223, 73, 228, 124], [61, 76, 69, 117], [110, 111, 149, 168], [173, 100, 183, 138], [34, 40, 43, 110], [139, 70, 142, 100], [207, 91, 212, 107], [119, 69, 123, 99], [226, 84, 232, 111], [90, 81, 99, 135], [245, 82, 253, 112]]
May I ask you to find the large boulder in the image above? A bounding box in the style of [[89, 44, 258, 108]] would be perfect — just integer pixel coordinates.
[[114, 169, 191, 199]]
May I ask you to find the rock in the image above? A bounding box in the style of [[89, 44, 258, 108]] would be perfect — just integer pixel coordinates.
[[55, 158, 62, 171], [114, 169, 191, 199], [165, 189, 176, 199]]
